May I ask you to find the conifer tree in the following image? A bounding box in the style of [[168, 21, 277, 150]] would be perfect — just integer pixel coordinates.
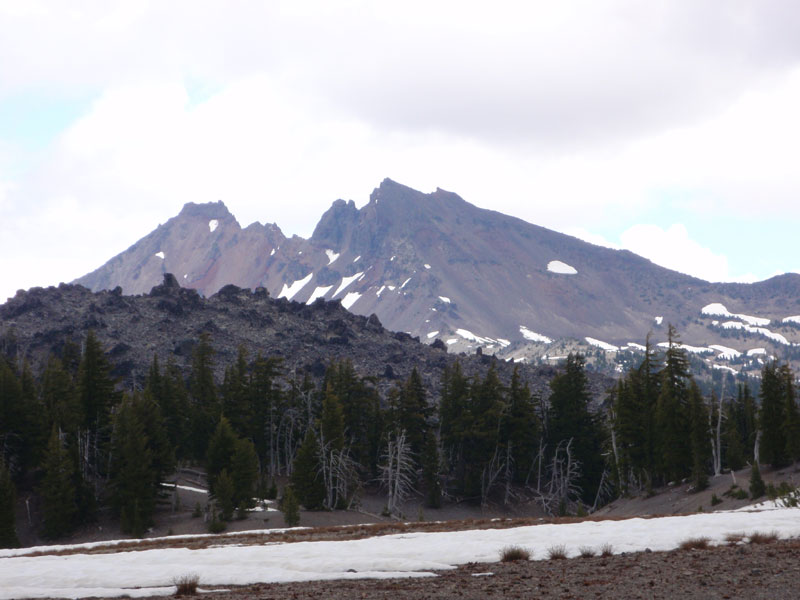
[[40, 427, 78, 539], [214, 469, 235, 521], [654, 325, 691, 483], [189, 332, 219, 459], [688, 381, 710, 491], [320, 383, 345, 451], [0, 459, 18, 548], [78, 330, 118, 434], [500, 367, 540, 485], [109, 395, 155, 536], [780, 365, 800, 464], [759, 362, 788, 467], [281, 485, 300, 526], [230, 438, 259, 510], [547, 354, 605, 503], [421, 430, 442, 508], [206, 417, 237, 495], [290, 429, 325, 510], [398, 368, 429, 459], [749, 461, 766, 499]]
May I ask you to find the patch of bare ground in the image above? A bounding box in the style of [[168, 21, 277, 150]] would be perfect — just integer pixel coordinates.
[[20, 513, 686, 558], [93, 537, 800, 600]]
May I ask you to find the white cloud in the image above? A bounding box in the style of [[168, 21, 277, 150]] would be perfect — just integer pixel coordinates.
[[618, 224, 747, 282]]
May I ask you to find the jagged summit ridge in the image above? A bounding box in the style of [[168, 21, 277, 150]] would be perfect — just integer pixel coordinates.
[[72, 180, 800, 375]]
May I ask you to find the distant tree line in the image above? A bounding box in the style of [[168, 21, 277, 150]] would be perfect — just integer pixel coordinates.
[[1, 324, 798, 547]]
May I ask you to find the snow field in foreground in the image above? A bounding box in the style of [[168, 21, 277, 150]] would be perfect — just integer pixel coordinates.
[[2, 506, 800, 599]]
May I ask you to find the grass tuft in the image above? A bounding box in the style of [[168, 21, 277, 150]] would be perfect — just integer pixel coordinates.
[[724, 532, 745, 545], [500, 545, 531, 562], [679, 537, 711, 550], [578, 546, 595, 558], [173, 574, 199, 596], [749, 531, 779, 544], [600, 543, 614, 557], [547, 544, 567, 560]]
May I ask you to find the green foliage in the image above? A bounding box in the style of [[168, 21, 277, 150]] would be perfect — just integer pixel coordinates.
[[189, 332, 219, 460], [281, 485, 300, 527], [39, 427, 78, 539], [231, 438, 259, 510], [759, 362, 789, 468], [290, 429, 325, 510], [214, 469, 235, 521], [77, 330, 119, 434], [206, 417, 237, 496], [749, 462, 766, 499], [421, 430, 442, 508], [547, 354, 605, 504], [0, 459, 18, 548], [109, 394, 157, 536]]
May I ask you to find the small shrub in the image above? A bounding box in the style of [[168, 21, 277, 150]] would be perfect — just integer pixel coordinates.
[[600, 543, 614, 557], [281, 486, 300, 527], [730, 488, 748, 500], [173, 574, 199, 596], [547, 544, 567, 560], [500, 545, 531, 562], [207, 514, 226, 534], [766, 483, 778, 500], [724, 532, 745, 545], [578, 546, 595, 558], [679, 537, 710, 550], [749, 531, 779, 544], [710, 493, 722, 506]]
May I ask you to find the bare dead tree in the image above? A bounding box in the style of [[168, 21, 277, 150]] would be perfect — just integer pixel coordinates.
[[533, 438, 582, 516], [379, 430, 416, 515], [709, 373, 727, 477], [480, 446, 505, 508], [317, 434, 360, 510]]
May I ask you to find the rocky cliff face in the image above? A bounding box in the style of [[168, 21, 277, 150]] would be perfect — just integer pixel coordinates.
[[2, 275, 596, 400], [73, 179, 800, 376]]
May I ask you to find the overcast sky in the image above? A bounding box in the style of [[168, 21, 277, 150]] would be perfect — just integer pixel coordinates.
[[2, 1, 800, 302]]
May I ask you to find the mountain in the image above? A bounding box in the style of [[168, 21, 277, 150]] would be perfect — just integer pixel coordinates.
[[75, 179, 800, 376]]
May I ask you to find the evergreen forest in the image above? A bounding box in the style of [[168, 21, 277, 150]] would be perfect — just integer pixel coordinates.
[[1, 324, 798, 548]]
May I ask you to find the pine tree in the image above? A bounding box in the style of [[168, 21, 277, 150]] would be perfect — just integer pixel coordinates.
[[749, 461, 766, 499], [759, 362, 788, 468], [421, 430, 442, 508], [109, 395, 155, 536], [230, 438, 259, 510], [0, 459, 18, 548], [189, 332, 219, 460], [500, 367, 540, 485], [78, 330, 118, 434], [688, 381, 710, 491], [206, 417, 237, 495], [40, 427, 78, 539], [281, 485, 300, 526], [398, 368, 429, 459], [290, 429, 325, 510], [654, 325, 691, 483], [320, 383, 345, 452], [780, 365, 800, 464], [214, 469, 235, 521], [547, 354, 605, 504]]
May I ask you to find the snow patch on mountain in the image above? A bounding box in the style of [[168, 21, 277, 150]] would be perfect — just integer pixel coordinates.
[[585, 337, 618, 351], [624, 342, 647, 351], [654, 316, 663, 325], [306, 285, 333, 305], [657, 342, 713, 355], [424, 264, 431, 269], [747, 348, 767, 356], [208, 219, 219, 233], [334, 272, 363, 297], [718, 321, 789, 345], [325, 250, 340, 265], [701, 303, 770, 326], [547, 260, 577, 275], [269, 248, 276, 256], [456, 328, 494, 345], [783, 315, 800, 324], [340, 291, 362, 310], [154, 252, 165, 260], [277, 273, 313, 300], [438, 296, 451, 304], [709, 345, 742, 360], [713, 365, 739, 375], [353, 255, 361, 263], [400, 277, 412, 289], [427, 331, 440, 339], [519, 326, 552, 344]]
